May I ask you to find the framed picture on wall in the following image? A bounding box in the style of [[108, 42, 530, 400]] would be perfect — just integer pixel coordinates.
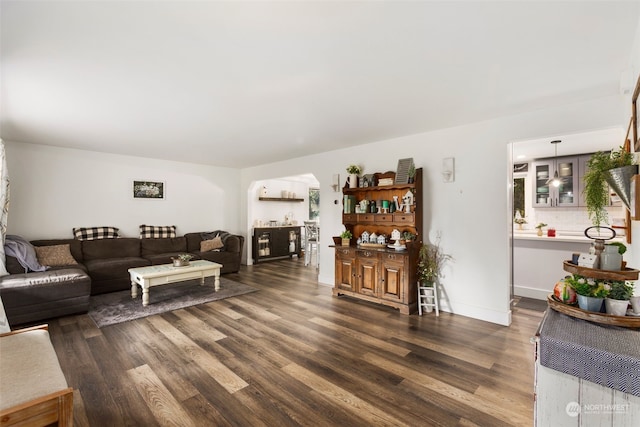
[[133, 180, 165, 199]]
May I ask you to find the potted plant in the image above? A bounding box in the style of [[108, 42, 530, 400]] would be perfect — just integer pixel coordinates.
[[514, 211, 527, 230], [171, 253, 193, 267], [565, 274, 608, 312], [346, 164, 362, 189], [535, 222, 547, 237], [605, 280, 634, 316], [608, 241, 627, 255], [407, 164, 416, 184], [402, 231, 416, 244], [583, 147, 636, 227], [340, 230, 353, 246]]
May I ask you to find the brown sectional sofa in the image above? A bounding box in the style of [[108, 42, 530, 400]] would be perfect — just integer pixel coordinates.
[[0, 231, 244, 325]]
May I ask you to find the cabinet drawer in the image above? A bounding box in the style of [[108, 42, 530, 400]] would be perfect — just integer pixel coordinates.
[[383, 253, 407, 263], [358, 214, 375, 223], [357, 249, 377, 259], [336, 248, 356, 257], [375, 214, 393, 223], [393, 213, 415, 224], [343, 213, 357, 223]]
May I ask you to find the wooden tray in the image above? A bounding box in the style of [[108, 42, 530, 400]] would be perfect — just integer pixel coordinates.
[[562, 260, 639, 281], [358, 242, 387, 248], [547, 294, 640, 328]]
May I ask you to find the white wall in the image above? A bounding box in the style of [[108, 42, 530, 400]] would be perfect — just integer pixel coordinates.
[[5, 94, 628, 326], [241, 94, 628, 326], [4, 141, 242, 239], [250, 178, 314, 226]]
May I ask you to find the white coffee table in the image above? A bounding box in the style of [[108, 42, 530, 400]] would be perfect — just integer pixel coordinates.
[[128, 260, 222, 306]]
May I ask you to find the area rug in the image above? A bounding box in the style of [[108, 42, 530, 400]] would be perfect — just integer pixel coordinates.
[[88, 277, 258, 328]]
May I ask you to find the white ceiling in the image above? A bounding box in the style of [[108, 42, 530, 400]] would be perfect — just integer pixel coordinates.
[[2, 1, 639, 168], [511, 127, 627, 163]]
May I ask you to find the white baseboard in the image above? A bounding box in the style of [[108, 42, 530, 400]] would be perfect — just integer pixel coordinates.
[[514, 285, 549, 301], [319, 277, 512, 326], [437, 301, 512, 326], [317, 274, 334, 287]]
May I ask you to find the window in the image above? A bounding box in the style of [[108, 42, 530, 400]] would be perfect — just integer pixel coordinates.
[[309, 188, 320, 221], [513, 177, 525, 219]]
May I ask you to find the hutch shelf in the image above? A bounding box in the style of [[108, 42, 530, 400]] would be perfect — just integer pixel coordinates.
[[332, 168, 423, 314], [258, 197, 304, 202]]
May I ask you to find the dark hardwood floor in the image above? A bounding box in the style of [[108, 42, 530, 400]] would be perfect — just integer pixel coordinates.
[[46, 259, 543, 426]]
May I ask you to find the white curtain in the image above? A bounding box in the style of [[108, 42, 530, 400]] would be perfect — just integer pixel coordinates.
[[0, 140, 9, 276]]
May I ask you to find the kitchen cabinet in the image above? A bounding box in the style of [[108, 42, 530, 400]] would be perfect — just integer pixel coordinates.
[[379, 252, 406, 303], [533, 153, 618, 209], [252, 226, 302, 264], [532, 156, 579, 208], [332, 168, 422, 314], [335, 247, 356, 292], [356, 250, 379, 297]]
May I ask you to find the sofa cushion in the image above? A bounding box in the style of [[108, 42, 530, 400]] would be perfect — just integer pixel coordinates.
[[193, 250, 240, 274], [32, 239, 83, 263], [201, 236, 224, 252], [73, 226, 119, 240], [140, 237, 187, 256], [83, 257, 149, 281], [4, 256, 24, 275], [34, 244, 78, 267], [82, 238, 141, 260], [0, 268, 92, 325], [185, 231, 240, 253], [139, 225, 176, 239]]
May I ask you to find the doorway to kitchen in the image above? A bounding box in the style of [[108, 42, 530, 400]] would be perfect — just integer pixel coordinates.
[[509, 127, 625, 303], [247, 174, 320, 267]]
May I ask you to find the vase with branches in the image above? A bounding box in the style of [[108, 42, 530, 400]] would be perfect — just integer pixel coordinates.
[[417, 235, 452, 285]]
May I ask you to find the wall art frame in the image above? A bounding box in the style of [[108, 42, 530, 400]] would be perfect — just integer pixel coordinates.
[[133, 180, 165, 199]]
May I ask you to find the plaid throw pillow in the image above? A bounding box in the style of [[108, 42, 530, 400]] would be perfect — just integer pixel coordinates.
[[139, 225, 176, 239], [73, 226, 119, 240]]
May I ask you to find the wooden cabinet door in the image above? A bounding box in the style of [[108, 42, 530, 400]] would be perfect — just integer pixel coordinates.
[[380, 253, 406, 303], [356, 250, 379, 297], [335, 248, 356, 291]]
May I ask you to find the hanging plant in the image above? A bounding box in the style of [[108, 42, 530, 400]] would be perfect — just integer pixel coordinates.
[[583, 147, 635, 227]]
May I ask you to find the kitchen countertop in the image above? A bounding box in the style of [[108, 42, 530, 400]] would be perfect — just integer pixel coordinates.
[[514, 230, 624, 244]]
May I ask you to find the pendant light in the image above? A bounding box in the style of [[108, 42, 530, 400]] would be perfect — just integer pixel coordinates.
[[546, 140, 562, 188]]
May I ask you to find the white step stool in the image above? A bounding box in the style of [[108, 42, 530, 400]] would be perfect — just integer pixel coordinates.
[[417, 281, 439, 316]]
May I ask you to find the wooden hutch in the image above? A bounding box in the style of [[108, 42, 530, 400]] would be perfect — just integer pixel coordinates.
[[332, 168, 423, 314]]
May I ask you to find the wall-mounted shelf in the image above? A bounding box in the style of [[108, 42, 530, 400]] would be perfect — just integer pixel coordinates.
[[259, 197, 304, 202]]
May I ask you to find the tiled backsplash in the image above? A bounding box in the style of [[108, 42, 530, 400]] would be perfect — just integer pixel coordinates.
[[526, 206, 626, 235]]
